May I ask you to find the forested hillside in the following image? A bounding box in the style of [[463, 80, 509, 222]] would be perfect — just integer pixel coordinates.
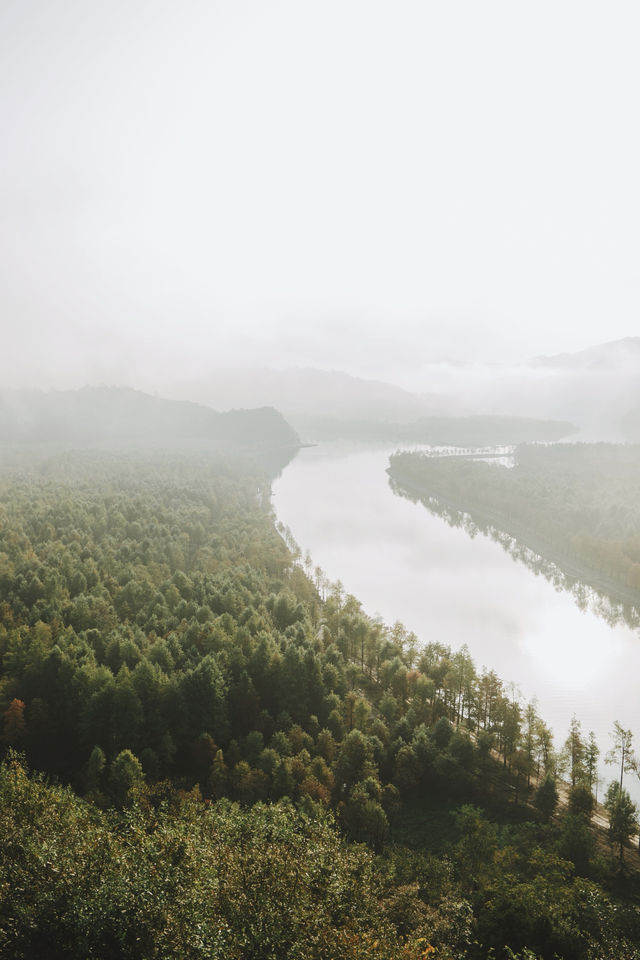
[[0, 387, 299, 453], [1, 451, 640, 958], [389, 444, 640, 612]]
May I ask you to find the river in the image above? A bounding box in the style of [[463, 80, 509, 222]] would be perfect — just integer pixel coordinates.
[[272, 441, 640, 802]]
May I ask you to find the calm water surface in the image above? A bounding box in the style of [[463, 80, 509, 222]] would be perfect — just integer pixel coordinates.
[[272, 442, 640, 799]]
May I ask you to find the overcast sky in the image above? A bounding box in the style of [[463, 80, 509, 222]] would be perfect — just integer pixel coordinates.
[[2, 1, 639, 390]]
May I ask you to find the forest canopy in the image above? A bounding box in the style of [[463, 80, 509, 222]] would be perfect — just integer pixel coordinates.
[[0, 446, 639, 958]]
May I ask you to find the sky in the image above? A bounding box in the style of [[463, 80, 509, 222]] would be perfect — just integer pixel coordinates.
[[2, 0, 639, 390]]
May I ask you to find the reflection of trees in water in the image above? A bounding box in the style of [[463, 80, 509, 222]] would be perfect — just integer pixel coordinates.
[[256, 444, 300, 480], [388, 476, 640, 633]]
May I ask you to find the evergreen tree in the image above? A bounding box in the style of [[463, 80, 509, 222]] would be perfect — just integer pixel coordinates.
[[534, 774, 558, 822], [605, 781, 638, 863]]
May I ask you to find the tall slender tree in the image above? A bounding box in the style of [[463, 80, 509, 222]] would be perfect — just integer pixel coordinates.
[[584, 731, 600, 800], [563, 714, 585, 788], [605, 721, 635, 791]]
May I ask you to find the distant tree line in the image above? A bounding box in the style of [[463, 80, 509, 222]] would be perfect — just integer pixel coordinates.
[[300, 414, 575, 445]]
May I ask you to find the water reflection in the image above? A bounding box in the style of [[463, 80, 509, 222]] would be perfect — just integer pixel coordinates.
[[272, 442, 640, 801], [389, 472, 640, 633], [519, 605, 625, 690]]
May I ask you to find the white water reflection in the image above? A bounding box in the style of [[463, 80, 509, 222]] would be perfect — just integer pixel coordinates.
[[272, 442, 640, 801], [520, 604, 626, 690]]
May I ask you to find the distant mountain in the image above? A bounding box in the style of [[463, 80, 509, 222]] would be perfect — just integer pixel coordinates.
[[532, 337, 640, 370], [0, 386, 300, 453], [163, 366, 583, 443], [442, 338, 640, 437], [529, 338, 640, 437], [165, 366, 450, 432]]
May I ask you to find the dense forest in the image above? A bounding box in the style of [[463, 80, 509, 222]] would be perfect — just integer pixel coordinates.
[[1, 446, 640, 958], [388, 444, 640, 615]]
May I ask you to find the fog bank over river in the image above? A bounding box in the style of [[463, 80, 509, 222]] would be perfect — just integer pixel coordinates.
[[272, 442, 640, 800]]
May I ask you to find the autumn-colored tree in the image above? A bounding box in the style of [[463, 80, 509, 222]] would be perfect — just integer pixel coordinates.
[[208, 749, 229, 799], [3, 699, 26, 743]]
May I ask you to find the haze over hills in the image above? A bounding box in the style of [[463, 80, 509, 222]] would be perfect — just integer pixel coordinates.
[[426, 337, 640, 439], [164, 366, 449, 429], [156, 337, 640, 442], [1, 337, 637, 449], [532, 337, 640, 370], [0, 386, 300, 465], [163, 366, 578, 444]]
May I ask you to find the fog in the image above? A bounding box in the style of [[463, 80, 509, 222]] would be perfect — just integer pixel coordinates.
[[2, 1, 640, 396]]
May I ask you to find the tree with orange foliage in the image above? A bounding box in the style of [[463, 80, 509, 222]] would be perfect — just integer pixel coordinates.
[[3, 699, 26, 743]]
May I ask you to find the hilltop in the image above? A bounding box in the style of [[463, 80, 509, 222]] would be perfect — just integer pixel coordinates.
[[0, 386, 300, 451]]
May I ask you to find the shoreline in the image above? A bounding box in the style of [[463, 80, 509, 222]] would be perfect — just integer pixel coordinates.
[[388, 465, 640, 619]]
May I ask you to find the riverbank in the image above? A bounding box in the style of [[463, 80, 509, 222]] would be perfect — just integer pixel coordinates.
[[388, 465, 640, 620]]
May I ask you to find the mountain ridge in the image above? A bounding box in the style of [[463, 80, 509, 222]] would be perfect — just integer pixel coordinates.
[[0, 385, 300, 453], [532, 337, 640, 369]]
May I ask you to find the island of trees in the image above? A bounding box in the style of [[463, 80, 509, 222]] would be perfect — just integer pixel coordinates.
[[1, 432, 640, 957]]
